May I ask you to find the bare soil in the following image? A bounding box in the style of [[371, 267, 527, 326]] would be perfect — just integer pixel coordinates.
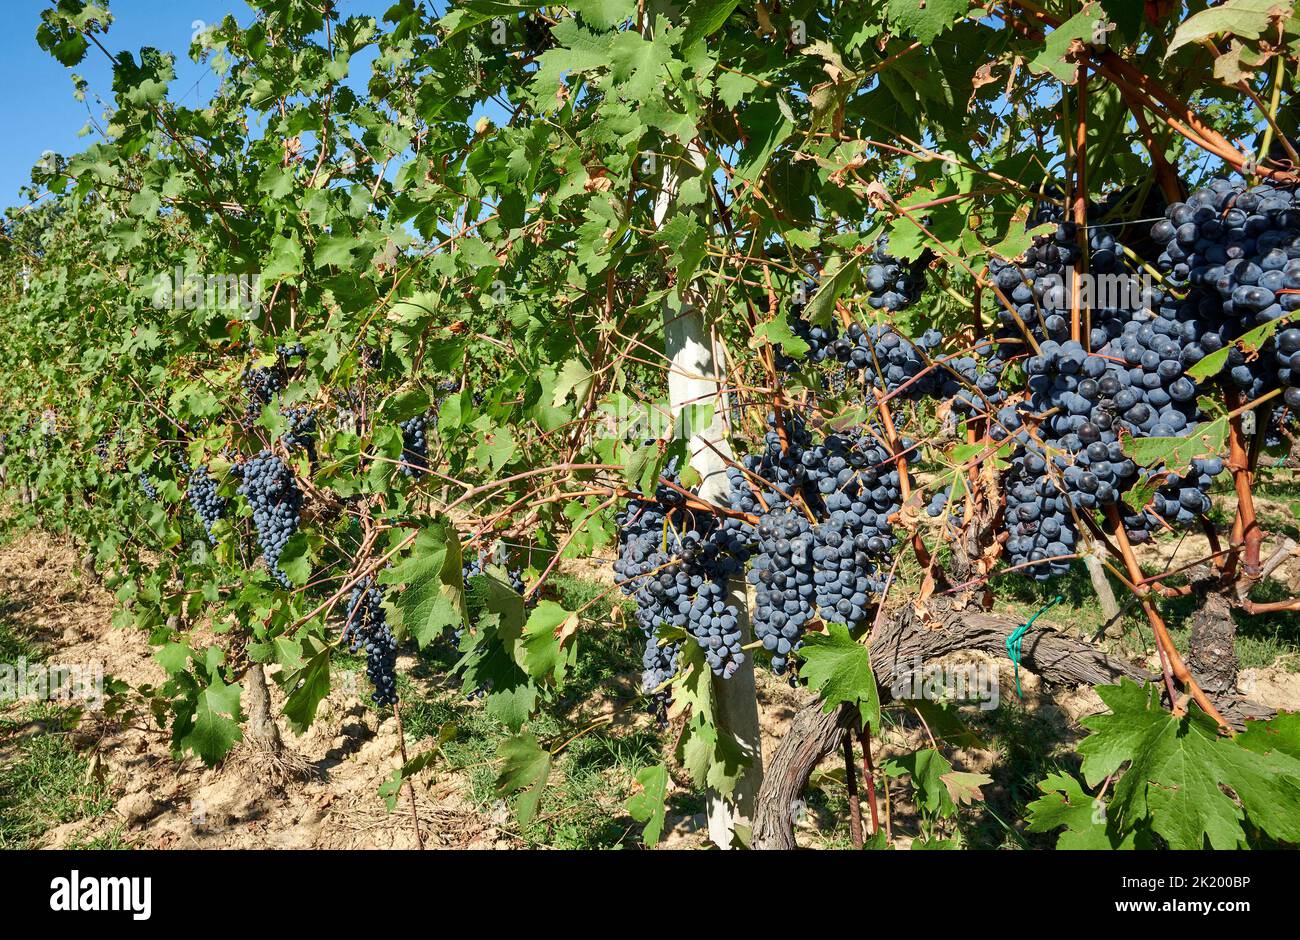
[[0, 532, 509, 849]]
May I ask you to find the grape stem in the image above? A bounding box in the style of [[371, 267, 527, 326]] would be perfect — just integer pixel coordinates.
[[1103, 505, 1231, 731], [842, 735, 863, 849], [524, 495, 619, 601], [1114, 87, 1186, 204], [393, 704, 425, 850], [859, 722, 882, 837], [1007, 0, 1299, 184], [1224, 389, 1263, 584], [1070, 53, 1089, 347], [871, 390, 932, 568]]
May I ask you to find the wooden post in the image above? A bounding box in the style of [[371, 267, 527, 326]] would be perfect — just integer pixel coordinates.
[[654, 141, 764, 848], [1083, 549, 1122, 637]]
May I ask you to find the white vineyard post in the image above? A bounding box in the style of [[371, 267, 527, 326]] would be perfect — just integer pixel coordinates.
[[653, 140, 764, 848]]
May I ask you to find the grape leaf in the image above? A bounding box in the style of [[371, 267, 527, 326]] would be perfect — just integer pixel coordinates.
[[517, 600, 578, 682], [799, 623, 881, 731], [1026, 772, 1138, 849], [175, 674, 243, 767], [941, 770, 992, 806], [682, 0, 742, 48], [495, 732, 552, 826], [484, 682, 540, 731], [278, 634, 332, 735], [883, 748, 955, 816], [261, 232, 304, 282], [1187, 310, 1300, 380], [570, 0, 636, 32], [1079, 681, 1300, 848], [885, 0, 968, 44], [380, 522, 468, 647], [553, 357, 595, 407], [1237, 710, 1300, 762], [1185, 345, 1230, 381], [804, 253, 862, 327], [1167, 0, 1297, 58], [1028, 3, 1101, 83], [379, 749, 441, 812], [627, 763, 669, 847], [276, 531, 312, 586], [1121, 416, 1228, 470]]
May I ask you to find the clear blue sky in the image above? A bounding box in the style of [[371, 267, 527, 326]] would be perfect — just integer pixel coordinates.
[[1, 0, 402, 209]]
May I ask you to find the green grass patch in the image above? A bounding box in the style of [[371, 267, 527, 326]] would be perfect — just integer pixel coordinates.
[[0, 702, 114, 849]]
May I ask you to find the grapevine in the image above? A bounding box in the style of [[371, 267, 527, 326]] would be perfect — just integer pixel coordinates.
[[0, 0, 1298, 860]]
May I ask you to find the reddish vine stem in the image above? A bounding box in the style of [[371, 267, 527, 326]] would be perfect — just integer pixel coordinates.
[[1009, 0, 1299, 184], [1118, 85, 1186, 204], [1071, 54, 1088, 347], [1103, 505, 1231, 730], [842, 735, 863, 849], [1241, 596, 1300, 614], [524, 495, 619, 600], [1225, 389, 1263, 583], [874, 392, 931, 567], [859, 723, 881, 837]]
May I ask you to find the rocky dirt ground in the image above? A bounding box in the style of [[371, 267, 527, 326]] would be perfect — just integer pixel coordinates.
[[0, 532, 509, 849]]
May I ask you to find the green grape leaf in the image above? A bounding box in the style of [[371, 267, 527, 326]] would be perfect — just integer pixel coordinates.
[[484, 682, 540, 730], [1237, 710, 1300, 762], [1079, 681, 1300, 848], [885, 0, 969, 44], [1121, 416, 1228, 470], [155, 641, 193, 675], [553, 357, 595, 408], [380, 522, 468, 647], [571, 0, 636, 32], [1028, 3, 1102, 83], [1187, 310, 1300, 381], [517, 600, 578, 682], [627, 763, 669, 847], [378, 749, 440, 812], [750, 310, 810, 359], [1167, 0, 1296, 58], [495, 732, 552, 826], [799, 623, 880, 731], [804, 253, 862, 327], [1026, 772, 1137, 849], [276, 531, 312, 586], [1185, 345, 1230, 381], [883, 748, 955, 817], [313, 232, 360, 268], [261, 232, 305, 282], [278, 635, 332, 735], [677, 712, 749, 798], [175, 674, 243, 767]]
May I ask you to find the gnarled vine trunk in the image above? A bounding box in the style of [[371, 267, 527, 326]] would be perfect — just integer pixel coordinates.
[[754, 601, 1151, 849]]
